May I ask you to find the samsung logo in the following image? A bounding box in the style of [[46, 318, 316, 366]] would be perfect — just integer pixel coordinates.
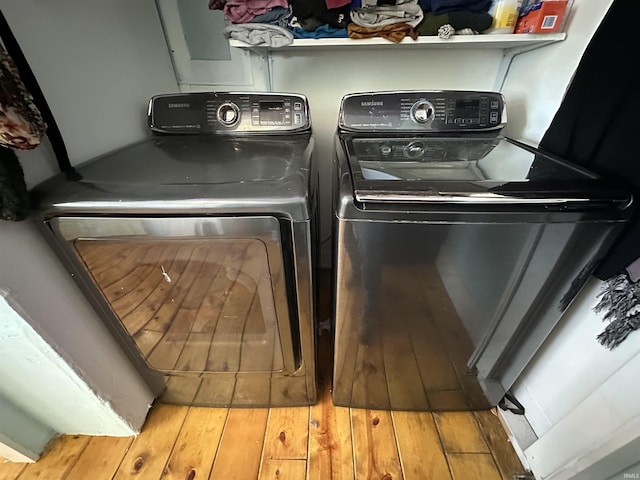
[[361, 101, 383, 107], [168, 103, 190, 108]]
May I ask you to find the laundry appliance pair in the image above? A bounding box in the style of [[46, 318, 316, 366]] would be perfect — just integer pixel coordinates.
[[31, 90, 633, 411]]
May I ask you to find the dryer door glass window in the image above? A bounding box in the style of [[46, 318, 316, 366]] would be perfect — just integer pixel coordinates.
[[54, 216, 295, 375]]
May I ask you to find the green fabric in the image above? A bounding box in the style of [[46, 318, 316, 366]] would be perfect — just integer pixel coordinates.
[[416, 11, 493, 36], [0, 146, 30, 221]]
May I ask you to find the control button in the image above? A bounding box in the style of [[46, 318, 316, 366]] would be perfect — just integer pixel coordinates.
[[490, 112, 498, 122], [403, 141, 425, 159], [380, 144, 392, 156], [491, 100, 500, 109], [294, 102, 302, 111], [217, 102, 240, 127], [411, 100, 435, 124], [294, 113, 302, 124]]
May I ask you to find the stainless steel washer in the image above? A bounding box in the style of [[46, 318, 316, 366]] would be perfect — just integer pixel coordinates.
[[31, 92, 318, 407], [332, 90, 633, 411]]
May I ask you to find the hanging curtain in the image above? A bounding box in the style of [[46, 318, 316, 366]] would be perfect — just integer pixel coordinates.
[[539, 0, 640, 281], [539, 0, 640, 348]]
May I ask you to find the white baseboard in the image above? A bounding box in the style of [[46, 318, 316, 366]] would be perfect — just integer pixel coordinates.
[[497, 408, 538, 475], [0, 441, 36, 463]]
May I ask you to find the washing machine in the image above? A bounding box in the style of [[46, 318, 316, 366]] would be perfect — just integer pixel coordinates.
[[332, 90, 634, 411], [31, 92, 318, 407]]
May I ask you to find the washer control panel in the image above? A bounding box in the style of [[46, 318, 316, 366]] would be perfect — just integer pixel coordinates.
[[148, 92, 311, 134], [350, 137, 501, 162], [339, 91, 506, 133]]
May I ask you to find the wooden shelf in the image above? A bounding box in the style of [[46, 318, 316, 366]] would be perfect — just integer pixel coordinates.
[[229, 32, 566, 51]]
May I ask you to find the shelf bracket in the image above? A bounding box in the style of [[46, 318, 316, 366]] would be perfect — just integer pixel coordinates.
[[245, 47, 274, 92], [495, 40, 559, 92]]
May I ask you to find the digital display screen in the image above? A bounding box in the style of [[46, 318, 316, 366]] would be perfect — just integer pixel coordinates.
[[259, 101, 285, 124], [454, 99, 480, 118]]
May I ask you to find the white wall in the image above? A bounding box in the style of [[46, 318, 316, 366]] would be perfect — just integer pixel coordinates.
[[500, 1, 640, 479], [0, 0, 178, 446], [0, 391, 54, 462], [501, 0, 610, 143], [608, 460, 640, 480], [0, 296, 135, 459]]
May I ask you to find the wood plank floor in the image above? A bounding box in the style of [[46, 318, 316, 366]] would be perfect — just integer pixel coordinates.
[[0, 269, 527, 480]]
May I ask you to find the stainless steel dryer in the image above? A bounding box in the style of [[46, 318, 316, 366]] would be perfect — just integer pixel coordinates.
[[31, 92, 318, 407], [332, 90, 634, 411]]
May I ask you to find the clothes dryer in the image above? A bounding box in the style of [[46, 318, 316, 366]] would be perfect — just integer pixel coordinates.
[[31, 92, 318, 407]]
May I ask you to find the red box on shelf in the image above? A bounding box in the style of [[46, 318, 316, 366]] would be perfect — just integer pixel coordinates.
[[514, 1, 568, 33]]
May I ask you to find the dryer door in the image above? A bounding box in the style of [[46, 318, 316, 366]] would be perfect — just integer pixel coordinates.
[[49, 216, 297, 379]]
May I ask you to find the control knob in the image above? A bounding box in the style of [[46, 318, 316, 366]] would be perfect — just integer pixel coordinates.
[[217, 102, 240, 127], [403, 141, 425, 159], [411, 100, 435, 124]]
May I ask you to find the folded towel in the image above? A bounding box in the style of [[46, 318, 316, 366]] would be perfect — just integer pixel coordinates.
[[350, 0, 423, 28], [292, 24, 349, 38], [348, 22, 418, 42], [224, 23, 294, 47], [224, 0, 289, 23], [251, 6, 293, 28]]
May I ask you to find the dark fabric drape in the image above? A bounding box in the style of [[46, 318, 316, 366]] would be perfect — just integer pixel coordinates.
[[539, 0, 640, 280]]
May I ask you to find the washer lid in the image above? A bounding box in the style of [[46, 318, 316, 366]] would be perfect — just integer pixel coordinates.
[[343, 135, 632, 208]]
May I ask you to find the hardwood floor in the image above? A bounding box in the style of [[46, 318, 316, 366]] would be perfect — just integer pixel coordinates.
[[0, 333, 525, 479], [0, 268, 527, 479]]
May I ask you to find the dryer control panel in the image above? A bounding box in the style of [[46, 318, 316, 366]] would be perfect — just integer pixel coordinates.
[[148, 92, 311, 135], [339, 91, 506, 133]]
